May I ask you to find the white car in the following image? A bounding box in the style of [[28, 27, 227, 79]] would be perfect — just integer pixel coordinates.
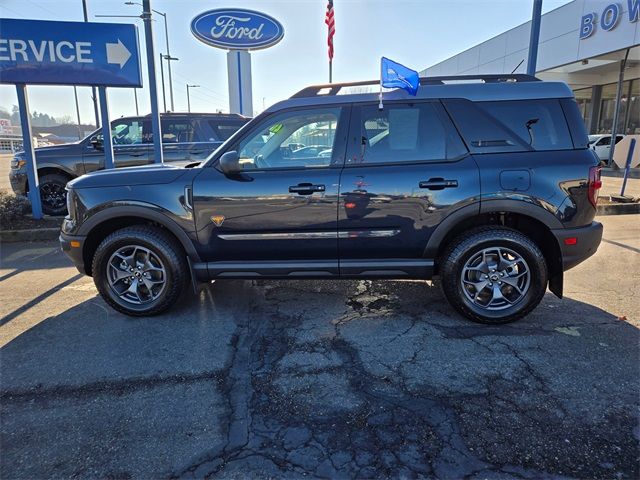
[[588, 134, 624, 162]]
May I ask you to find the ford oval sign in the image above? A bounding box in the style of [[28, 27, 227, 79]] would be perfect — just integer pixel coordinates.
[[191, 9, 284, 51]]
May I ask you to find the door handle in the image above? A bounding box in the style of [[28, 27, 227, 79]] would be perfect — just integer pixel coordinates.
[[289, 183, 326, 195], [130, 152, 146, 157], [419, 178, 458, 190], [190, 150, 204, 155]]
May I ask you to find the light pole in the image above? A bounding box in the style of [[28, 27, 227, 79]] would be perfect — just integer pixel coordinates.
[[159, 53, 166, 112], [133, 88, 139, 115], [186, 84, 199, 113], [161, 54, 178, 111], [125, 2, 175, 111]]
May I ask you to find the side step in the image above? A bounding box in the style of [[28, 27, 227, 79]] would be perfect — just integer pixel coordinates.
[[191, 259, 434, 281]]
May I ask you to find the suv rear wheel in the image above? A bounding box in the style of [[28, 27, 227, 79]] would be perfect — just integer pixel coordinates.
[[440, 227, 547, 324], [92, 226, 188, 316]]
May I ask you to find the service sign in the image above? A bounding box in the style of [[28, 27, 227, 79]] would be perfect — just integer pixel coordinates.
[[0, 18, 142, 87], [191, 9, 284, 50]]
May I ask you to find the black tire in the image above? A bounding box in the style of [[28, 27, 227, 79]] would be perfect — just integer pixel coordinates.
[[92, 225, 189, 316], [440, 227, 548, 324], [39, 173, 71, 216]]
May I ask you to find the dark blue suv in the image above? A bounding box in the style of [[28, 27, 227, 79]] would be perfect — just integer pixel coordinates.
[[60, 75, 603, 324]]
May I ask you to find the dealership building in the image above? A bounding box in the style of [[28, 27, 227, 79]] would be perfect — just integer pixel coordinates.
[[421, 0, 640, 136]]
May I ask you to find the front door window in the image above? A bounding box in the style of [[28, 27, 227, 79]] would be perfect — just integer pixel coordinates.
[[237, 107, 342, 170]]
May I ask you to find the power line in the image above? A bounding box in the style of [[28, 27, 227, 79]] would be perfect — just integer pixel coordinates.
[[24, 0, 58, 16], [172, 71, 228, 102]]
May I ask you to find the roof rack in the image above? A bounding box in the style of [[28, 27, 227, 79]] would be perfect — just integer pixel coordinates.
[[291, 74, 540, 98]]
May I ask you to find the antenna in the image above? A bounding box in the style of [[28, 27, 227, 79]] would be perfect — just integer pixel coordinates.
[[511, 59, 525, 74]]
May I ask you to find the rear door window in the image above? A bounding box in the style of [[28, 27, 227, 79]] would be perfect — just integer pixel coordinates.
[[348, 101, 467, 165], [161, 119, 200, 143], [207, 120, 246, 141]]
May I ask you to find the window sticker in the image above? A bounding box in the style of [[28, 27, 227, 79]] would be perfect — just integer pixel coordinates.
[[388, 108, 419, 150]]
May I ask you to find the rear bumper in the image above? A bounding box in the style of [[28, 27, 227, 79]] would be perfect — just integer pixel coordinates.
[[552, 221, 603, 271], [59, 231, 89, 276]]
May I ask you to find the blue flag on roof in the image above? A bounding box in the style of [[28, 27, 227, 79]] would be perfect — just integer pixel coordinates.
[[381, 57, 419, 96]]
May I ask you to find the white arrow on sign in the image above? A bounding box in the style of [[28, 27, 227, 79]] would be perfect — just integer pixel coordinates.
[[106, 39, 131, 68]]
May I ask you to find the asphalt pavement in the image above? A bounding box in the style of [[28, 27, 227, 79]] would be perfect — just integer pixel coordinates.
[[0, 215, 638, 479]]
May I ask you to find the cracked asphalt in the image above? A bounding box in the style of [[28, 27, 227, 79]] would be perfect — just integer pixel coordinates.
[[1, 215, 639, 479]]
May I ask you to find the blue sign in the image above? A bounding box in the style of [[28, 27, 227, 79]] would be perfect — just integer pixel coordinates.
[[191, 9, 284, 50], [0, 18, 142, 87]]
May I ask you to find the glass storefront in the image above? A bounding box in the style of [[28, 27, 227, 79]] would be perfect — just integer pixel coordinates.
[[596, 79, 639, 135], [574, 87, 593, 126]]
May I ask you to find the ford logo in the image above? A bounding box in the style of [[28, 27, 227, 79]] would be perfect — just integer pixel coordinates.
[[191, 9, 284, 51]]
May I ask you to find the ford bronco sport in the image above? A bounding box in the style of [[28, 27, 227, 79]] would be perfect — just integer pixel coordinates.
[[60, 74, 603, 324]]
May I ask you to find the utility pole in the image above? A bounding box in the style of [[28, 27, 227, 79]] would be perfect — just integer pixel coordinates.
[[526, 0, 543, 76], [82, 0, 100, 128], [142, 0, 163, 163]]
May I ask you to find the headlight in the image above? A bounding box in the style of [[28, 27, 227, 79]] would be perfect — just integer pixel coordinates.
[[66, 188, 76, 219], [10, 156, 26, 169]]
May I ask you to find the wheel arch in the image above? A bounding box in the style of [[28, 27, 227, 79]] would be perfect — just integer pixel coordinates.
[[78, 205, 201, 276], [24, 166, 76, 193], [426, 200, 564, 297]]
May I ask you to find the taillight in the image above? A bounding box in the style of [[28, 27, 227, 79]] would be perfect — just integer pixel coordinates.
[[588, 166, 601, 208]]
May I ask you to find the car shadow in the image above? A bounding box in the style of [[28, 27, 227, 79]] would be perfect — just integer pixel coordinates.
[[1, 279, 638, 479]]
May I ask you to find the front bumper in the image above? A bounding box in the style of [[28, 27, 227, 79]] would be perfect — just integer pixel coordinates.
[[552, 221, 603, 271], [9, 170, 27, 195], [60, 231, 89, 276]]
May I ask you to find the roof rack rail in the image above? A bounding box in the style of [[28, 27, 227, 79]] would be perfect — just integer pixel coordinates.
[[291, 74, 540, 98]]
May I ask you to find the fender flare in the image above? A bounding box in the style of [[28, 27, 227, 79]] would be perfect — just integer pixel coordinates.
[[423, 199, 563, 259], [36, 163, 78, 179], [78, 204, 201, 262]]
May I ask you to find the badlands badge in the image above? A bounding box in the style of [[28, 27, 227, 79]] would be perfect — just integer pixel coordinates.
[[211, 215, 225, 227]]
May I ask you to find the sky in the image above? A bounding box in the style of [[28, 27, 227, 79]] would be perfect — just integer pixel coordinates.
[[0, 0, 572, 124]]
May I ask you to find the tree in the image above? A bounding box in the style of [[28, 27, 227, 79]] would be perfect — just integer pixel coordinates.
[[56, 115, 74, 125]]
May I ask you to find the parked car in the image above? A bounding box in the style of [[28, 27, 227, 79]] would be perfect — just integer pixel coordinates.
[[588, 134, 624, 162], [9, 112, 249, 215], [60, 74, 603, 324]]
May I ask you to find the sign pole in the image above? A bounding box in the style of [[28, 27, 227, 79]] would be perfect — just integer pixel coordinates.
[[620, 138, 636, 197], [15, 84, 43, 219], [98, 87, 115, 169], [526, 0, 542, 76], [142, 0, 164, 164]]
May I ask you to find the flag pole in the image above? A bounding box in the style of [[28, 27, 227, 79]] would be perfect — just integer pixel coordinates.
[[329, 60, 332, 83]]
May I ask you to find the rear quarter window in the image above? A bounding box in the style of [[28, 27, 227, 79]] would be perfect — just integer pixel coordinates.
[[477, 99, 574, 151], [443, 98, 574, 153]]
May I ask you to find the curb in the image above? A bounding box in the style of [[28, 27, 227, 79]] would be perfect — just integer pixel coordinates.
[[596, 202, 640, 216], [0, 228, 60, 242]]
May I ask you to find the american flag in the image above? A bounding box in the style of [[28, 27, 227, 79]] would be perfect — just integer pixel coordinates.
[[325, 0, 335, 61]]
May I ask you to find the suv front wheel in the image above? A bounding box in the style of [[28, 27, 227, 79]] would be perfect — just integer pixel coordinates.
[[92, 226, 189, 316], [440, 227, 548, 324]]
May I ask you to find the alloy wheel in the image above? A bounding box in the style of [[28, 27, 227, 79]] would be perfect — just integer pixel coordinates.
[[106, 245, 167, 305], [460, 246, 531, 311]]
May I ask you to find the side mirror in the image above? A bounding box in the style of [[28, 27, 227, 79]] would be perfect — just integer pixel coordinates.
[[219, 150, 241, 175], [90, 136, 103, 150]]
